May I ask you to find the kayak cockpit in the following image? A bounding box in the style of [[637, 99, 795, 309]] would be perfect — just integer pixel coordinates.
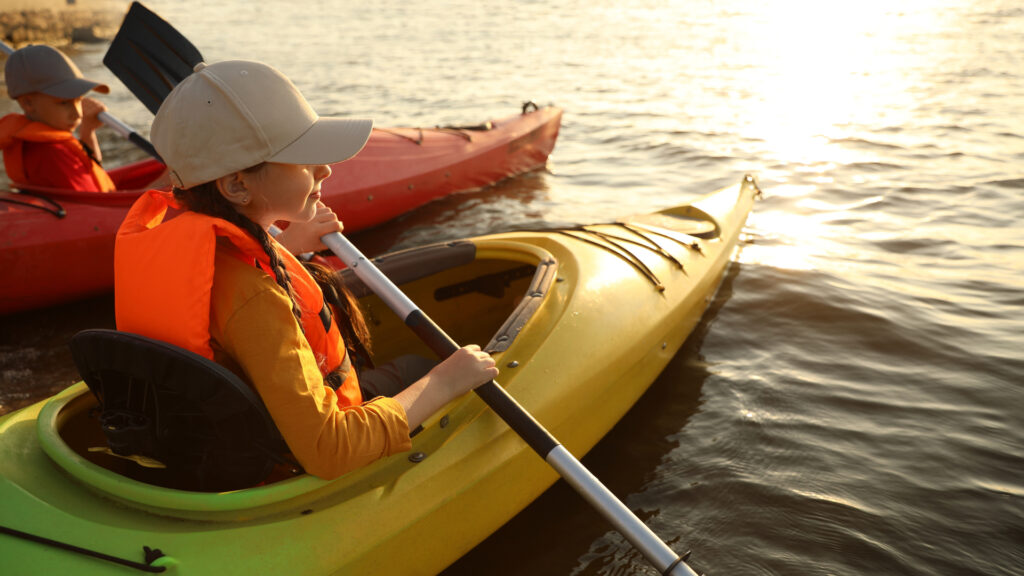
[[37, 238, 561, 516]]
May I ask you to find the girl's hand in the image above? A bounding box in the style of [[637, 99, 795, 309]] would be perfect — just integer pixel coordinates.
[[428, 345, 499, 396], [394, 345, 499, 428], [275, 201, 344, 255]]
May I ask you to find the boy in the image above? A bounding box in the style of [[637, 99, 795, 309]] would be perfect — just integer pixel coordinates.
[[0, 44, 116, 191]]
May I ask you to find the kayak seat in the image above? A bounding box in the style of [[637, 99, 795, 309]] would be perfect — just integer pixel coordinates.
[[68, 329, 300, 492]]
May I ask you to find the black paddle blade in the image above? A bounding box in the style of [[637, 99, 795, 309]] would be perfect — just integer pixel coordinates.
[[103, 1, 204, 114]]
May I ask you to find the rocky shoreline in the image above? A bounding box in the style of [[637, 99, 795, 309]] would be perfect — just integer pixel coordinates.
[[0, 6, 121, 46]]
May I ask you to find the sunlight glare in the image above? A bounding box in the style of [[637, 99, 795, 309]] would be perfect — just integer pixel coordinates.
[[734, 0, 949, 165]]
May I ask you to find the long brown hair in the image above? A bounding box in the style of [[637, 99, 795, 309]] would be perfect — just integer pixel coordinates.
[[173, 172, 373, 369]]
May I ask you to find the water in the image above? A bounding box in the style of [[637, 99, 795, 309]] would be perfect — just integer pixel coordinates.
[[2, 1, 1022, 574]]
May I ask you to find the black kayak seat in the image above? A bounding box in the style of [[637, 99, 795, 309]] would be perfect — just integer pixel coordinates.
[[68, 329, 300, 492]]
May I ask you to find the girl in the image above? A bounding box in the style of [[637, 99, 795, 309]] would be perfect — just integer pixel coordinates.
[[114, 60, 498, 480]]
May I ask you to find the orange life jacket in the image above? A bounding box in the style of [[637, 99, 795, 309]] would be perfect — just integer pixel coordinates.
[[114, 189, 362, 407], [0, 113, 117, 192]]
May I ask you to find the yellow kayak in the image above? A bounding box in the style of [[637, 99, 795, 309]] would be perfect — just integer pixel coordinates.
[[0, 175, 759, 575]]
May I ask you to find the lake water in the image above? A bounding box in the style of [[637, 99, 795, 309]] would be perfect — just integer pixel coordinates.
[[1, 1, 1022, 574]]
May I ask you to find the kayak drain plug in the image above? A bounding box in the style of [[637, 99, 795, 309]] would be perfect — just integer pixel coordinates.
[[409, 452, 427, 463]]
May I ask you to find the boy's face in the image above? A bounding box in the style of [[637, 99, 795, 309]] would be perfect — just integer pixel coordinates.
[[18, 92, 84, 132]]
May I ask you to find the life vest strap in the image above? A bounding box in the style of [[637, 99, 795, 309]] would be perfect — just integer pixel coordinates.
[[319, 301, 332, 333]]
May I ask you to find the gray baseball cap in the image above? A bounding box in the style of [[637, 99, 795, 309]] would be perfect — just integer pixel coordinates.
[[5, 44, 110, 99]]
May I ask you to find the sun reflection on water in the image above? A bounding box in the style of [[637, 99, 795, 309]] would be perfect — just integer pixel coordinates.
[[726, 0, 959, 165], [717, 1, 967, 272], [739, 185, 889, 272], [739, 184, 819, 271]]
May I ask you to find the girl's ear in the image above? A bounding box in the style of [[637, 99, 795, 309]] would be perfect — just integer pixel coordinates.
[[215, 172, 251, 207]]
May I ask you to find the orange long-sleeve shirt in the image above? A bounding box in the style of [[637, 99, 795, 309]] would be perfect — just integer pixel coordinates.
[[208, 248, 412, 479]]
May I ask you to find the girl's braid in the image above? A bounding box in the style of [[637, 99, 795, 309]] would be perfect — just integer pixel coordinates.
[[173, 180, 304, 329], [173, 170, 376, 374]]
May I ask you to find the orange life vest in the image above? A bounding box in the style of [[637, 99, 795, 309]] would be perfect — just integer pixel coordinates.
[[114, 189, 362, 407], [0, 113, 117, 192]]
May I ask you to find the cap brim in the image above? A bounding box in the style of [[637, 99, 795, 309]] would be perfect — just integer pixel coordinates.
[[42, 78, 110, 99], [269, 117, 373, 166]]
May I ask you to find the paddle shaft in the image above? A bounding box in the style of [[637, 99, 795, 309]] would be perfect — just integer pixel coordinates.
[[98, 4, 698, 571], [0, 41, 162, 162], [321, 232, 698, 576]]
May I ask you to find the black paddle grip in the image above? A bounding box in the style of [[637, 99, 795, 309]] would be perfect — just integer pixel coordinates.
[[405, 309, 459, 358], [404, 310, 560, 457], [128, 133, 163, 164], [474, 381, 559, 456]]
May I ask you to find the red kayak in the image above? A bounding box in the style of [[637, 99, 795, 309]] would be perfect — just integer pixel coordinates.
[[0, 105, 562, 315]]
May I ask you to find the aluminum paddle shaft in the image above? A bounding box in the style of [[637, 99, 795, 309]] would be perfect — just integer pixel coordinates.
[[321, 231, 698, 576]]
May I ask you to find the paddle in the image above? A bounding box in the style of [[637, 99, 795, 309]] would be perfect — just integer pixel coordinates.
[[104, 4, 700, 575], [102, 3, 201, 115], [0, 40, 162, 162]]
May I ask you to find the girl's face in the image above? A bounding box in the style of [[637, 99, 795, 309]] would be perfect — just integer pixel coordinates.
[[236, 162, 332, 227], [19, 93, 83, 132]]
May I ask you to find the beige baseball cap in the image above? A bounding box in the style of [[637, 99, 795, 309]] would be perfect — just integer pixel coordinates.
[[151, 60, 373, 189], [5, 44, 110, 99]]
